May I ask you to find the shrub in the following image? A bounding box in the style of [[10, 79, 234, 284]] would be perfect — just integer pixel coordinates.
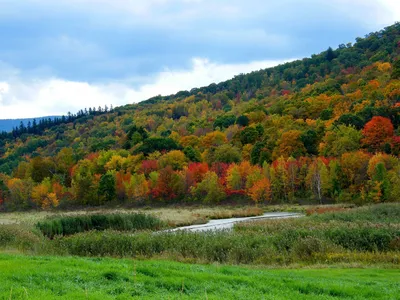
[[0, 224, 44, 251]]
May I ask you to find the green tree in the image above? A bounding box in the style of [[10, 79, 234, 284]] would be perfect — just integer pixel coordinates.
[[240, 127, 259, 145], [206, 144, 241, 165], [213, 115, 236, 129], [72, 159, 98, 205], [326, 47, 336, 62], [135, 138, 180, 155], [236, 115, 249, 127], [183, 146, 201, 162], [301, 130, 319, 155], [321, 125, 362, 156], [98, 172, 116, 203], [391, 59, 400, 79], [191, 172, 226, 203]]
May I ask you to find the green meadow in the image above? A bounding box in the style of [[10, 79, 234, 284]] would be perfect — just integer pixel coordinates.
[[1, 254, 399, 300]]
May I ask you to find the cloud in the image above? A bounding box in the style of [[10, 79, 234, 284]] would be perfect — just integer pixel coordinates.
[[0, 57, 293, 119], [0, 0, 397, 84], [0, 0, 397, 118]]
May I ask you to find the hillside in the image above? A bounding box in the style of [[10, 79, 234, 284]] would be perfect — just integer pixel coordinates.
[[0, 23, 400, 210]]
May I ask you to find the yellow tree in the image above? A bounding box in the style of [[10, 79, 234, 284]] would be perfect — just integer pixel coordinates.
[[275, 130, 306, 159], [31, 178, 59, 209], [158, 150, 188, 170]]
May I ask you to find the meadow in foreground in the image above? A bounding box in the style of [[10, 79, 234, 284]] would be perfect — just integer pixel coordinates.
[[0, 254, 399, 300]]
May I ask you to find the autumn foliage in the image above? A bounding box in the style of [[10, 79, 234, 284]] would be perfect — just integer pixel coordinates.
[[362, 117, 394, 151], [1, 24, 400, 210]]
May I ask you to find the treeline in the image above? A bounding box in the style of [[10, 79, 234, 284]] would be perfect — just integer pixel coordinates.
[[1, 150, 400, 211], [0, 105, 113, 140]]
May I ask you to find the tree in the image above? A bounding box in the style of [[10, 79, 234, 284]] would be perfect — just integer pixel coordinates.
[[6, 178, 33, 210], [320, 125, 362, 156], [125, 173, 148, 203], [211, 144, 241, 164], [183, 146, 201, 162], [320, 109, 333, 120], [226, 165, 242, 191], [29, 157, 55, 183], [150, 166, 183, 201], [31, 178, 59, 209], [270, 157, 289, 201], [301, 130, 319, 155], [98, 172, 116, 203], [335, 114, 365, 130], [240, 127, 259, 145], [391, 59, 400, 79], [250, 142, 264, 165], [191, 172, 226, 203], [340, 151, 370, 191], [201, 131, 227, 148], [247, 178, 271, 205], [158, 150, 187, 170], [236, 115, 249, 127], [71, 159, 98, 205], [326, 47, 336, 62], [186, 163, 209, 185], [370, 162, 390, 202], [125, 125, 149, 149], [306, 159, 330, 203], [276, 130, 306, 158], [213, 115, 236, 129], [55, 148, 75, 186], [134, 138, 180, 155], [362, 116, 394, 151]]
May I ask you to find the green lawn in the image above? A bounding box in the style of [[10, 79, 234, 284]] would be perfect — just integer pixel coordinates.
[[0, 255, 399, 300]]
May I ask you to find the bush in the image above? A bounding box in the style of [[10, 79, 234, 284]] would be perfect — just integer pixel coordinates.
[[291, 236, 329, 260], [0, 225, 44, 251]]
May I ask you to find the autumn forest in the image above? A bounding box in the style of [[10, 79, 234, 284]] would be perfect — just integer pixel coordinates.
[[1, 23, 400, 211]]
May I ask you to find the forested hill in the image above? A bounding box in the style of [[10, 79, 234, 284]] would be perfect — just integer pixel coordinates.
[[0, 23, 400, 210]]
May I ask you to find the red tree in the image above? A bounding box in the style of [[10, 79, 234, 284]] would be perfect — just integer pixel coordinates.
[[391, 136, 400, 156], [139, 160, 158, 175], [362, 116, 394, 151], [187, 163, 209, 184]]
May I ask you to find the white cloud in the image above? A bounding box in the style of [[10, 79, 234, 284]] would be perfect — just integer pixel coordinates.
[[332, 0, 400, 28], [0, 57, 293, 119]]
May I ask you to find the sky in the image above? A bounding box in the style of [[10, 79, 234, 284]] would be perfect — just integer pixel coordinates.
[[0, 0, 399, 119]]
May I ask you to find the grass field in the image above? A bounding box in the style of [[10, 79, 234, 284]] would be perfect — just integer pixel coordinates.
[[0, 254, 399, 300]]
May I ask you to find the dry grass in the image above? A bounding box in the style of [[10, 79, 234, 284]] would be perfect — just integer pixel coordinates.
[[0, 206, 264, 227], [0, 204, 352, 227]]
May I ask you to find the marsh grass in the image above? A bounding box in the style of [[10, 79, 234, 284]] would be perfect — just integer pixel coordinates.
[[1, 204, 399, 266], [36, 213, 166, 239]]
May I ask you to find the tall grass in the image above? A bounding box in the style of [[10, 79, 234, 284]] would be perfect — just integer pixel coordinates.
[[309, 203, 400, 223], [36, 213, 166, 238], [0, 224, 45, 252]]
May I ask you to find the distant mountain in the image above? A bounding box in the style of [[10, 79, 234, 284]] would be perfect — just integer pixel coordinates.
[[0, 116, 59, 133]]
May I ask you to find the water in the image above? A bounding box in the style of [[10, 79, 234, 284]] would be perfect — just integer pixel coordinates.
[[167, 212, 302, 232]]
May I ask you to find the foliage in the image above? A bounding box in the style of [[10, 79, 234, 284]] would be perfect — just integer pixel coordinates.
[[2, 24, 400, 209], [191, 172, 226, 203]]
